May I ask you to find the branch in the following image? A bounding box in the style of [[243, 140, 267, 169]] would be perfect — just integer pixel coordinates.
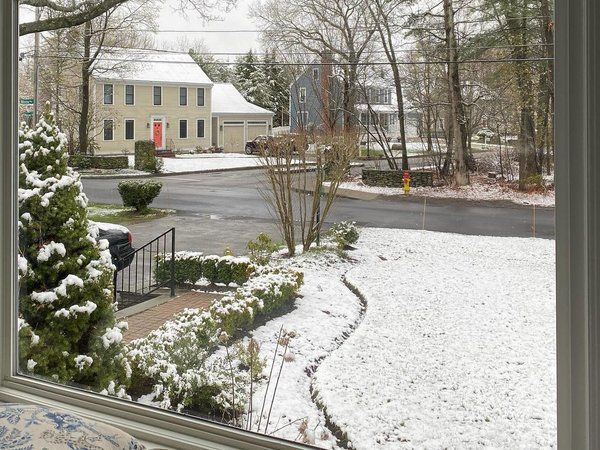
[[19, 0, 129, 35]]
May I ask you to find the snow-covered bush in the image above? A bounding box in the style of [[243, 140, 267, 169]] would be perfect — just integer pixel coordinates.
[[155, 252, 256, 286], [18, 104, 130, 393], [327, 221, 360, 249], [117, 180, 162, 212], [246, 232, 281, 265], [124, 266, 303, 414]]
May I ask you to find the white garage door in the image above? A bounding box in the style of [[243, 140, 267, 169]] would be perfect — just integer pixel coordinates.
[[223, 122, 245, 153], [247, 121, 268, 140]]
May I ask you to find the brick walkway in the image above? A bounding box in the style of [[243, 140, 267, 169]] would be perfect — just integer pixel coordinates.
[[122, 291, 223, 343]]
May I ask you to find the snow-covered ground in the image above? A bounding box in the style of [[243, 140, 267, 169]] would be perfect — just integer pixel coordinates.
[[245, 229, 556, 449], [125, 153, 264, 174], [337, 178, 555, 207]]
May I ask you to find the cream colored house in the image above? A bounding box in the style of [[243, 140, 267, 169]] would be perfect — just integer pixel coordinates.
[[92, 50, 273, 154]]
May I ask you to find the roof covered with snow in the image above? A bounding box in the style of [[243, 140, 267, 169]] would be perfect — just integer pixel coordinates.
[[211, 83, 273, 115], [93, 49, 212, 86]]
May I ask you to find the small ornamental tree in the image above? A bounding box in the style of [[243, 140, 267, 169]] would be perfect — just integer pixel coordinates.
[[18, 104, 130, 396]]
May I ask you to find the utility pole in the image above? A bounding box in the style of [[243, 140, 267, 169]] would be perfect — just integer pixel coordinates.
[[32, 7, 41, 124]]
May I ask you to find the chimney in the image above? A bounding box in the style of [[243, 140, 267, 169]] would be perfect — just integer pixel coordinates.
[[320, 52, 332, 132]]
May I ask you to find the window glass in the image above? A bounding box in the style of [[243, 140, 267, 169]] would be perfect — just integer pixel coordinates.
[[125, 85, 135, 105], [180, 87, 188, 106], [153, 86, 162, 105], [103, 119, 113, 140], [103, 84, 113, 105], [179, 119, 187, 138], [299, 87, 306, 103], [125, 119, 134, 140], [13, 2, 559, 449]]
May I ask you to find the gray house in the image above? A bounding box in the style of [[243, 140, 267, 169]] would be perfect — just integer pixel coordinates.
[[289, 60, 344, 132], [289, 60, 419, 139]]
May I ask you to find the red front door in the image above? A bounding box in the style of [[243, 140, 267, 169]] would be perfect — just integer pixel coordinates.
[[153, 121, 163, 149]]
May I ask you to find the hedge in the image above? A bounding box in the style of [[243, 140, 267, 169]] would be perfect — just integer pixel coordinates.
[[155, 252, 256, 286], [68, 154, 129, 170], [124, 266, 304, 413], [134, 140, 158, 172]]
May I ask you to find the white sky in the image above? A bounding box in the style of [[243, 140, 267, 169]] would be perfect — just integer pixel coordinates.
[[156, 0, 260, 57]]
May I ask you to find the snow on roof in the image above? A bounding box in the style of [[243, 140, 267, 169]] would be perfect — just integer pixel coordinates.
[[211, 83, 273, 115], [93, 48, 212, 85]]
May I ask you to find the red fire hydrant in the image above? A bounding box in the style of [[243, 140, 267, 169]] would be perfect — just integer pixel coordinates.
[[403, 170, 411, 194]]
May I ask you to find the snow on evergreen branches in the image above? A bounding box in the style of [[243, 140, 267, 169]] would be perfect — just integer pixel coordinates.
[[18, 103, 129, 395]]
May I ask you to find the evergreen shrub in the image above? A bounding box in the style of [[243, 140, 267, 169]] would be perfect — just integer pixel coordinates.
[[134, 140, 162, 172], [117, 180, 162, 212], [18, 104, 130, 395], [327, 221, 360, 249]]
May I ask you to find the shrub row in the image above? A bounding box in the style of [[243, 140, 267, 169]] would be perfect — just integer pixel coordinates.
[[156, 252, 256, 286], [124, 266, 304, 413], [68, 154, 129, 170], [134, 140, 162, 172]]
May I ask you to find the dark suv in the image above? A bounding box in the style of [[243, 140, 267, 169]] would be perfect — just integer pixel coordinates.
[[244, 135, 273, 155], [93, 222, 135, 270]]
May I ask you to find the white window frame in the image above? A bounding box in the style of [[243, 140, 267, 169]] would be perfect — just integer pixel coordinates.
[[196, 118, 205, 138], [312, 68, 319, 81], [124, 118, 135, 141], [196, 87, 205, 107], [152, 85, 162, 106], [124, 84, 135, 106], [179, 86, 188, 106], [102, 118, 114, 141], [299, 87, 306, 103], [0, 1, 598, 449], [103, 83, 113, 105], [179, 119, 188, 139]]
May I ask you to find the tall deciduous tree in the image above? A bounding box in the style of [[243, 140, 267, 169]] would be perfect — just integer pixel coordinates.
[[366, 0, 410, 170], [19, 0, 237, 35], [443, 0, 470, 185], [251, 0, 376, 130]]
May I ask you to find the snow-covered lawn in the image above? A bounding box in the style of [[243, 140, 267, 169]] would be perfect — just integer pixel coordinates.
[[337, 178, 555, 207], [246, 229, 556, 449], [123, 153, 264, 174]]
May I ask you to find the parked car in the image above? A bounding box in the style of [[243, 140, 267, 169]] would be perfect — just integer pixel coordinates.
[[244, 135, 274, 155], [92, 221, 135, 270], [244, 134, 303, 155]]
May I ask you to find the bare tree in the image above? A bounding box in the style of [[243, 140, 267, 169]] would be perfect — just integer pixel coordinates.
[[251, 0, 376, 130], [443, 0, 469, 186], [365, 0, 411, 170], [19, 0, 237, 35], [260, 132, 357, 256]]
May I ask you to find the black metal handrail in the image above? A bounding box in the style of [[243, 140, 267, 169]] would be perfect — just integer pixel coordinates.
[[114, 227, 175, 310]]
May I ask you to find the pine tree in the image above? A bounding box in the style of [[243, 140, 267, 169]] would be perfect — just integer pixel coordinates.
[[18, 103, 130, 396]]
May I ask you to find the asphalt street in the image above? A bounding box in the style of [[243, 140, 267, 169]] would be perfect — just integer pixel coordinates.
[[82, 169, 555, 255]]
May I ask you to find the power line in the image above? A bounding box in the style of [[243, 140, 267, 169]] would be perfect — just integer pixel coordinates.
[[21, 42, 553, 60], [33, 54, 553, 65]]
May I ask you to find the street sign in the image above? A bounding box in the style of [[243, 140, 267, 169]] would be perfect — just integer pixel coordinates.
[[19, 98, 34, 105], [23, 111, 33, 117]]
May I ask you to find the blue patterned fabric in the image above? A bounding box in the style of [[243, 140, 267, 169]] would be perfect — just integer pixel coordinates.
[[0, 404, 146, 450]]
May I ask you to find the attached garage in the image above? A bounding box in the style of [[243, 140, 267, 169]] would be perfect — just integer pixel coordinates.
[[222, 121, 245, 152], [247, 121, 269, 140], [211, 83, 274, 153]]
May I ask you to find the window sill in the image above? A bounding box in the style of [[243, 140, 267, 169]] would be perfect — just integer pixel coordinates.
[[0, 377, 310, 450]]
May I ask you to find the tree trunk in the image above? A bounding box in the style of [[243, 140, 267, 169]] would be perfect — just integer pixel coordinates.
[[78, 20, 92, 155], [506, 7, 538, 188], [443, 0, 469, 186], [538, 0, 554, 175]]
